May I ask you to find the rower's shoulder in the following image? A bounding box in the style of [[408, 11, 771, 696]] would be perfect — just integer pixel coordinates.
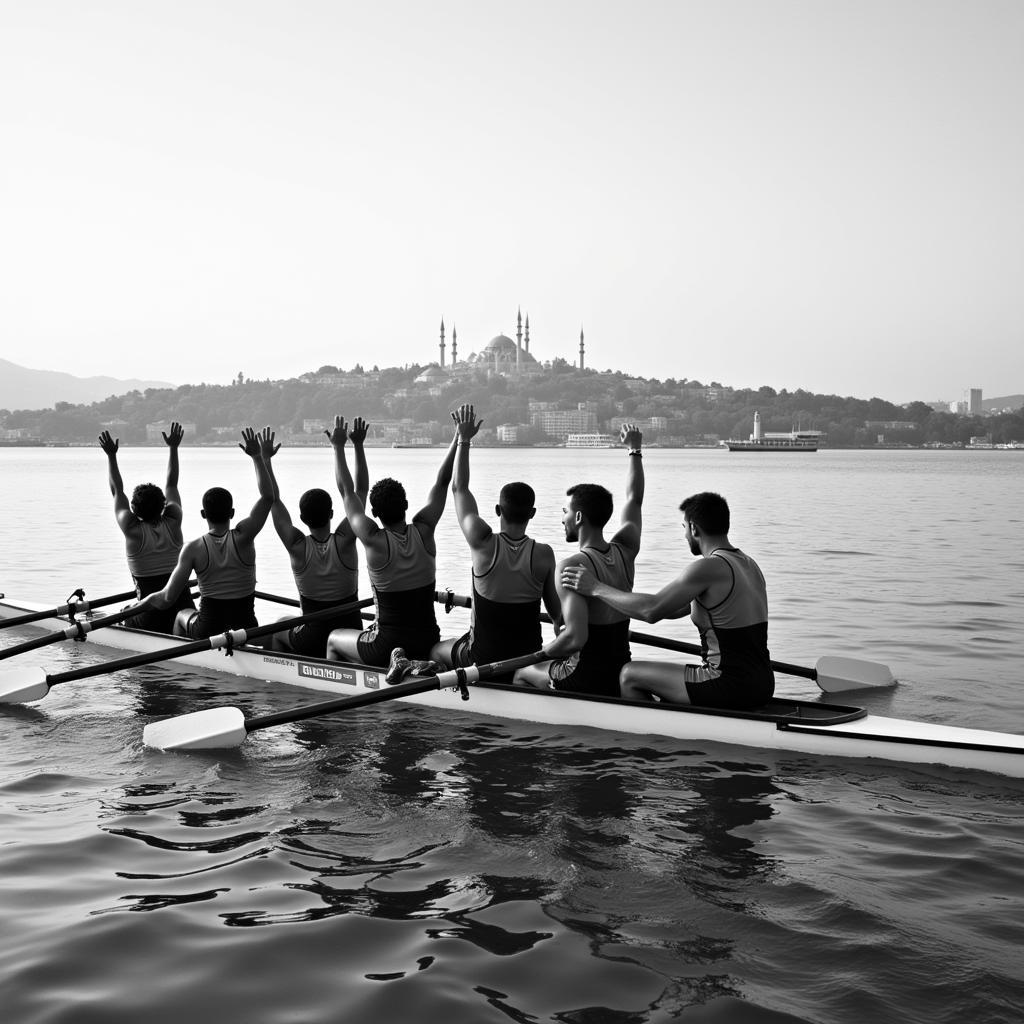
[[530, 537, 556, 566], [557, 550, 590, 572]]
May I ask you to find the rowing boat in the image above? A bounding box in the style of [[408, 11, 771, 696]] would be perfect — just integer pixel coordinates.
[[2, 595, 1024, 778]]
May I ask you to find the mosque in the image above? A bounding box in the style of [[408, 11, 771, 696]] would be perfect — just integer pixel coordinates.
[[414, 309, 586, 387]]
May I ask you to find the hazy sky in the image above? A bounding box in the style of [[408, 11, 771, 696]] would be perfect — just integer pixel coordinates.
[[3, 1, 1022, 404]]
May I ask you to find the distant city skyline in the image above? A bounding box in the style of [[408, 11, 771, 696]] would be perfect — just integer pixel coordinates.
[[3, 2, 1022, 405]]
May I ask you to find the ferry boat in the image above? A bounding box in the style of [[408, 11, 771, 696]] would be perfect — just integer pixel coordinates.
[[565, 433, 617, 448], [723, 412, 823, 452], [3, 595, 1024, 776]]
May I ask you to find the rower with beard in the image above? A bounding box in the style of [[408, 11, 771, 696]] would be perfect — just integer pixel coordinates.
[[258, 418, 369, 656], [98, 421, 195, 632], [514, 424, 644, 697], [326, 415, 458, 669], [133, 427, 275, 638], [562, 491, 774, 710], [431, 404, 561, 673]]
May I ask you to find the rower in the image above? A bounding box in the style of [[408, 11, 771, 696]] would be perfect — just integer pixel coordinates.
[[563, 491, 775, 710], [431, 404, 561, 674], [98, 421, 195, 633], [132, 427, 275, 639], [326, 416, 457, 671], [259, 420, 369, 656], [514, 424, 644, 697]]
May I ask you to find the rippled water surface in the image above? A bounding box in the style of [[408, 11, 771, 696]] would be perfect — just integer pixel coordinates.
[[1, 447, 1023, 1022]]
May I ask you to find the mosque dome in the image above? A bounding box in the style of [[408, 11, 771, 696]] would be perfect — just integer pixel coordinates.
[[415, 363, 447, 383], [485, 334, 518, 354], [477, 333, 537, 364]]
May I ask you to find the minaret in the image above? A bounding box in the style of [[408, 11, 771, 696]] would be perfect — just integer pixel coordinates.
[[451, 325, 457, 366], [524, 314, 530, 355], [439, 318, 446, 368], [579, 326, 585, 371], [516, 307, 522, 371]]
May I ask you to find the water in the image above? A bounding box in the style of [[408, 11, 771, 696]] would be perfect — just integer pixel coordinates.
[[1, 446, 1023, 1023]]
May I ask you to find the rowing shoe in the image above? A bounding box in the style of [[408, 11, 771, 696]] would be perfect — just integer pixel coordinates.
[[143, 650, 546, 751]]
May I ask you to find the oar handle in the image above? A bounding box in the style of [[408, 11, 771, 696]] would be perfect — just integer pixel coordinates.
[[254, 590, 300, 608], [46, 596, 375, 686], [0, 589, 138, 629], [244, 650, 546, 734]]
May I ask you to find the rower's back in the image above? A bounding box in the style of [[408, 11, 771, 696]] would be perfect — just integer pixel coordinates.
[[179, 487, 259, 639]]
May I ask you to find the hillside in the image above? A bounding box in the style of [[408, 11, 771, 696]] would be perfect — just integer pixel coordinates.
[[0, 359, 173, 412], [983, 394, 1024, 412]]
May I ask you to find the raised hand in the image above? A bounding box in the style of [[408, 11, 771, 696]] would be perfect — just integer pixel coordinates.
[[238, 427, 261, 458], [162, 421, 184, 448], [349, 416, 369, 446], [620, 422, 643, 450], [324, 416, 349, 448], [258, 426, 280, 460], [451, 403, 483, 441], [98, 431, 119, 456]]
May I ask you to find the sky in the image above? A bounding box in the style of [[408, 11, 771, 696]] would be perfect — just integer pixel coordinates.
[[2, 1, 1022, 405]]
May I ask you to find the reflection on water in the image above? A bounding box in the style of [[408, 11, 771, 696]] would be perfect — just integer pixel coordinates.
[[3, 449, 1024, 1022]]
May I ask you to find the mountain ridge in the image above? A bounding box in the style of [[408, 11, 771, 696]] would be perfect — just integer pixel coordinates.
[[0, 359, 174, 411]]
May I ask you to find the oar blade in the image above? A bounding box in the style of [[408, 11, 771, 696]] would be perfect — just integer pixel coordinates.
[[144, 707, 247, 751], [815, 656, 896, 693], [0, 666, 50, 704]]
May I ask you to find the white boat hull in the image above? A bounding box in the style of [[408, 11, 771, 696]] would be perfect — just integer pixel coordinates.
[[2, 598, 1024, 778]]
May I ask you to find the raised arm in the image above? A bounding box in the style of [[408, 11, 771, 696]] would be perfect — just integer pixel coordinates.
[[349, 416, 370, 503], [327, 416, 378, 542], [97, 430, 134, 534], [450, 404, 491, 547], [234, 426, 276, 541], [414, 429, 459, 530], [260, 441, 305, 551], [612, 423, 644, 554], [161, 421, 184, 511]]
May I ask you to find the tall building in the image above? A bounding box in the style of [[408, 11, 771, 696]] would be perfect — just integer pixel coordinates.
[[968, 388, 982, 414]]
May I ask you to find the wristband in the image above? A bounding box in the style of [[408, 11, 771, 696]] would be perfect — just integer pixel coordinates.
[[627, 449, 642, 457]]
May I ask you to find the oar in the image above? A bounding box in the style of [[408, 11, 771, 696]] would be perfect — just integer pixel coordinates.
[[0, 608, 142, 663], [0, 597, 375, 705], [0, 588, 138, 630], [0, 590, 202, 663], [254, 591, 377, 623], [254, 590, 300, 608], [143, 650, 546, 751], [618, 628, 895, 693], [431, 590, 895, 693]]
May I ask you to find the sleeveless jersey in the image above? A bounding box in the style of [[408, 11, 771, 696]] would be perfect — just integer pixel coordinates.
[[367, 523, 436, 628], [689, 548, 771, 682], [293, 533, 358, 601], [470, 533, 545, 662], [569, 541, 636, 695], [126, 517, 183, 578], [196, 530, 256, 599]]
